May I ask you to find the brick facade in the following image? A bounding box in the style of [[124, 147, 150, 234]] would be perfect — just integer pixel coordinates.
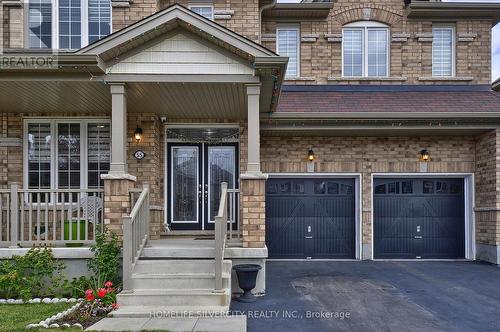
[[263, 0, 492, 84]]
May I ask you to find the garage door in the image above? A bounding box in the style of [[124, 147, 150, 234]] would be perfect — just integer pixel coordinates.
[[266, 178, 355, 259], [373, 178, 465, 259]]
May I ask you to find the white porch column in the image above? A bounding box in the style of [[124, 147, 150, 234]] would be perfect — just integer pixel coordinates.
[[246, 84, 262, 175], [109, 83, 128, 175]]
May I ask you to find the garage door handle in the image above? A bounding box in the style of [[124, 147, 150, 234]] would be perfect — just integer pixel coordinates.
[[305, 236, 313, 239], [414, 236, 423, 239]]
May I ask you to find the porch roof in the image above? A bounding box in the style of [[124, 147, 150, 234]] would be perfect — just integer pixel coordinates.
[[0, 4, 287, 116]]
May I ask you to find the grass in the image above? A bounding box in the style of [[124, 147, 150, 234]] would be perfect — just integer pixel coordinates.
[[0, 303, 80, 332]]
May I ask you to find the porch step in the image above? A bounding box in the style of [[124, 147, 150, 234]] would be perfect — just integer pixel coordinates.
[[117, 258, 233, 317], [142, 246, 215, 258], [109, 305, 230, 318], [133, 259, 232, 275], [131, 272, 231, 290], [116, 289, 231, 307]]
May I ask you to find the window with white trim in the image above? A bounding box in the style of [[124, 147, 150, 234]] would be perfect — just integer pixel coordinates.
[[25, 120, 110, 191], [432, 26, 455, 77], [28, 0, 111, 49], [189, 5, 214, 20], [277, 25, 300, 78], [342, 21, 389, 77]]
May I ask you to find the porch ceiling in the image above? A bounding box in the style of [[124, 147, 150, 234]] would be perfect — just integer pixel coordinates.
[[0, 80, 249, 119]]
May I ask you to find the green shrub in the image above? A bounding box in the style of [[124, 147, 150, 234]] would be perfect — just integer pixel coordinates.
[[0, 248, 65, 301], [88, 230, 121, 286]]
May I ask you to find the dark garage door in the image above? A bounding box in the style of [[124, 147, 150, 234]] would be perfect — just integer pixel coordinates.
[[374, 178, 465, 259], [266, 178, 355, 259]]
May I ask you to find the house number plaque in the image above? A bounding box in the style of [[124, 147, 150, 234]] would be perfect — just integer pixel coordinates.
[[133, 150, 146, 160]]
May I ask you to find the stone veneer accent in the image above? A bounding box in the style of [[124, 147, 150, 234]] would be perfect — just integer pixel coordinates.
[[240, 178, 266, 248]]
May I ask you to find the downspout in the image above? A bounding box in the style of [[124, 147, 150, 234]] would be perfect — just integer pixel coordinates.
[[259, 0, 277, 44]]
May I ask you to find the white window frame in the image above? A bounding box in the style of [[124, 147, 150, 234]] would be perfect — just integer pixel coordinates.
[[432, 25, 456, 78], [25, 0, 112, 50], [276, 24, 301, 78], [342, 21, 390, 78], [188, 4, 214, 20], [23, 118, 110, 191]]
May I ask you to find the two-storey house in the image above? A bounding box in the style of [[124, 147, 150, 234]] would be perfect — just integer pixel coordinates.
[[1, 0, 500, 315]]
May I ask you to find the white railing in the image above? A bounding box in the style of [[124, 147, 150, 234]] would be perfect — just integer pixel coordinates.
[[214, 182, 229, 292], [0, 183, 104, 247], [123, 184, 150, 291]]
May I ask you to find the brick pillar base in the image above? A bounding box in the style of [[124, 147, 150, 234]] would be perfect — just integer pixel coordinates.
[[241, 177, 266, 248], [102, 175, 136, 241]]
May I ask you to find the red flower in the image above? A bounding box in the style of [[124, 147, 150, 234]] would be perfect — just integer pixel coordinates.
[[111, 303, 119, 310], [97, 288, 107, 298], [104, 281, 113, 288], [85, 293, 95, 302]]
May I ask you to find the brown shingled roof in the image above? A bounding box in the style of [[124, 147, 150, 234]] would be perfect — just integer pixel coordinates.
[[276, 85, 500, 113]]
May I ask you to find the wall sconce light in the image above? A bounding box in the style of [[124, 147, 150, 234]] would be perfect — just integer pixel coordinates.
[[134, 126, 143, 143], [308, 149, 315, 162], [307, 149, 315, 173], [418, 149, 430, 162]]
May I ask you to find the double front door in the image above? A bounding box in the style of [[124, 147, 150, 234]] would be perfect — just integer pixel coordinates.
[[167, 143, 238, 230]]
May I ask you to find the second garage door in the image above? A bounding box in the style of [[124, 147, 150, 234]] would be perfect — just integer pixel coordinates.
[[373, 178, 465, 259], [266, 178, 356, 259]]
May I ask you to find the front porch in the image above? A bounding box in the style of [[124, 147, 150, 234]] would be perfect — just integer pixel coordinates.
[[0, 4, 286, 316]]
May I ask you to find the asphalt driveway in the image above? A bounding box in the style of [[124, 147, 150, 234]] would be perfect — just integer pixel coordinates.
[[230, 261, 500, 332]]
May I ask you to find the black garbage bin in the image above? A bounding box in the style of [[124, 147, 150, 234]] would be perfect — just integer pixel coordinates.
[[233, 264, 262, 303]]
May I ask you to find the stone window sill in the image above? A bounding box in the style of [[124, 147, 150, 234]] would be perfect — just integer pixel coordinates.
[[285, 77, 316, 82], [327, 76, 407, 82], [418, 76, 474, 81]]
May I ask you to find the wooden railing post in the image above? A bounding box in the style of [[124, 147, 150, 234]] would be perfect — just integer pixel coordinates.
[[9, 183, 19, 248], [122, 216, 133, 291]]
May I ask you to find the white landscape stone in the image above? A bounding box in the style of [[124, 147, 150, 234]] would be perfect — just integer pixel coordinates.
[[39, 323, 49, 329], [68, 298, 77, 303], [72, 323, 83, 329], [62, 323, 71, 328], [42, 298, 52, 304], [32, 298, 41, 303], [6, 299, 16, 304], [26, 323, 38, 329], [49, 323, 60, 328], [13, 299, 23, 304], [0, 299, 6, 304], [51, 298, 60, 303], [60, 298, 68, 302]]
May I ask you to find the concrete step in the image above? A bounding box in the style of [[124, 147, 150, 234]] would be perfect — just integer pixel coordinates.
[[133, 259, 232, 274], [131, 272, 231, 290], [142, 246, 215, 258], [117, 289, 231, 307], [109, 305, 230, 318]]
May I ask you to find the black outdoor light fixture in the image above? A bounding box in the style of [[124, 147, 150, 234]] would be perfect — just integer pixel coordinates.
[[419, 149, 430, 162], [308, 149, 315, 162], [134, 126, 143, 143]]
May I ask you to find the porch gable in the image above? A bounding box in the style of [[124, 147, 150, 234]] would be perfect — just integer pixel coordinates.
[[107, 31, 254, 76]]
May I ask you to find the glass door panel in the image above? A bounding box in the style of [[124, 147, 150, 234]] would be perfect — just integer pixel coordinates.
[[170, 146, 200, 225], [204, 144, 237, 230]]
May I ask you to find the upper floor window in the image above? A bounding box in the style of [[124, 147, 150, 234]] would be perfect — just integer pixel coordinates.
[[277, 25, 300, 78], [342, 21, 389, 77], [432, 26, 455, 77], [28, 0, 111, 49], [189, 5, 214, 20]]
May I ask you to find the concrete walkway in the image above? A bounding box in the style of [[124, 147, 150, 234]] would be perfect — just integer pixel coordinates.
[[85, 315, 246, 332]]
